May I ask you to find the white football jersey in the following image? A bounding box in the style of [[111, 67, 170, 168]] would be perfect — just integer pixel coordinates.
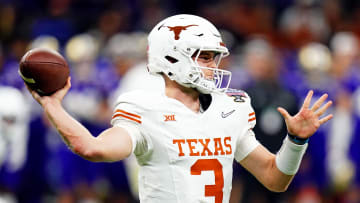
[[111, 89, 259, 203]]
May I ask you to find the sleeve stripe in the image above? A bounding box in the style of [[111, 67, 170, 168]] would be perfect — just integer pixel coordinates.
[[112, 113, 142, 124], [248, 112, 256, 122], [248, 117, 256, 122], [114, 109, 141, 119]]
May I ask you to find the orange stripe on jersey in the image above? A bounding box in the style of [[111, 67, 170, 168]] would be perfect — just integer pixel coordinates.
[[112, 113, 142, 124], [114, 109, 141, 119], [248, 117, 256, 122], [249, 112, 255, 116]]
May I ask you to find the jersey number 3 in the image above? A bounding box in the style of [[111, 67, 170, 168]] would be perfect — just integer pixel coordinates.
[[191, 159, 224, 203]]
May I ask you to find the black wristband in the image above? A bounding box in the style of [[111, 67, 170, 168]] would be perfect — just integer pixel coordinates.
[[287, 133, 309, 145]]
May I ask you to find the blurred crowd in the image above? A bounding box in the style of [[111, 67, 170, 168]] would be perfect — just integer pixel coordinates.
[[0, 0, 360, 202]]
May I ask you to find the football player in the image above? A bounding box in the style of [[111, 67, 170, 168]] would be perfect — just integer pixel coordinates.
[[0, 86, 30, 202], [26, 14, 333, 203]]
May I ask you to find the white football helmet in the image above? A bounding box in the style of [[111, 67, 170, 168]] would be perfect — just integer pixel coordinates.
[[147, 14, 231, 94]]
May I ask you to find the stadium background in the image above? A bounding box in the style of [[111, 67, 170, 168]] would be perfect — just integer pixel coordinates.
[[0, 0, 360, 202]]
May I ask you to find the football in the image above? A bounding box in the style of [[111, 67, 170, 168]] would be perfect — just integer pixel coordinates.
[[19, 48, 70, 96]]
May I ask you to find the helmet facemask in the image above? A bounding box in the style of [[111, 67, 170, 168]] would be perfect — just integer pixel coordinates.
[[185, 49, 231, 94]]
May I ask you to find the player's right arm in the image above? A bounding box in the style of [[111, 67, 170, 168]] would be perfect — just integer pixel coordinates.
[[27, 77, 133, 162]]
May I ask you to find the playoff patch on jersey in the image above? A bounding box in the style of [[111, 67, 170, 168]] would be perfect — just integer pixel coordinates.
[[226, 88, 247, 103], [112, 109, 142, 124], [226, 89, 256, 125]]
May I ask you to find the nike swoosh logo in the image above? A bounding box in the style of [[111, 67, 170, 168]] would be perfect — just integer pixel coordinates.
[[194, 33, 204, 37], [221, 110, 235, 118]]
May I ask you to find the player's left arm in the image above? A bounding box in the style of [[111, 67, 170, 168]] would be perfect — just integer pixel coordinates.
[[240, 144, 292, 192], [239, 90, 333, 192]]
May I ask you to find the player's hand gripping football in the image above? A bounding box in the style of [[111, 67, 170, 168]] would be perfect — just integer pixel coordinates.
[[26, 77, 71, 107], [277, 90, 333, 139]]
